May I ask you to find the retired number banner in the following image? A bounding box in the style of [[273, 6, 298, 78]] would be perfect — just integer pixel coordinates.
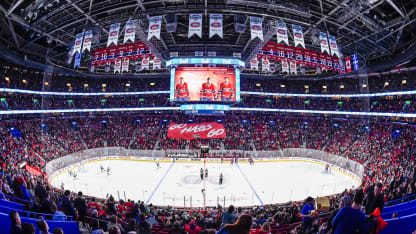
[[168, 122, 226, 140]]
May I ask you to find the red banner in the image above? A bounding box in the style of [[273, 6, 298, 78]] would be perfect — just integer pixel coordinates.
[[168, 122, 226, 140], [25, 165, 42, 176]]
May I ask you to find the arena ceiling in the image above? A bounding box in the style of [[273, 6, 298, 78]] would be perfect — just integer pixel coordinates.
[[0, 0, 415, 68]]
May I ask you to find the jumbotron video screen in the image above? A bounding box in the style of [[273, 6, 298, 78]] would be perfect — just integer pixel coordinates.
[[171, 67, 239, 102]]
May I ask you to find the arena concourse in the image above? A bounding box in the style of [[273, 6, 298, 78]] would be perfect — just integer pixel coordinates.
[[0, 0, 416, 234]]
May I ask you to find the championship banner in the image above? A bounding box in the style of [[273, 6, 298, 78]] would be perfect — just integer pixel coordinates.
[[250, 58, 258, 70], [292, 24, 305, 48], [107, 23, 121, 47], [153, 58, 161, 69], [99, 48, 108, 66], [345, 57, 352, 72], [257, 46, 266, 60], [319, 53, 326, 71], [276, 44, 285, 62], [74, 51, 81, 69], [276, 21, 289, 45], [117, 44, 127, 58], [122, 57, 129, 72], [188, 14, 202, 38], [209, 14, 223, 38], [311, 50, 318, 68], [168, 122, 226, 140], [266, 42, 276, 61], [114, 58, 121, 73], [295, 47, 303, 65], [142, 58, 149, 70], [145, 46, 154, 59], [135, 41, 146, 60], [289, 61, 296, 74], [285, 45, 294, 62], [328, 35, 339, 57], [303, 49, 311, 66], [262, 58, 270, 72], [25, 165, 41, 176], [82, 30, 93, 53], [326, 54, 333, 70], [72, 32, 84, 55], [320, 32, 330, 54], [107, 45, 117, 65], [123, 20, 137, 43], [148, 16, 162, 40], [250, 17, 263, 41], [126, 43, 135, 59], [281, 59, 289, 73]]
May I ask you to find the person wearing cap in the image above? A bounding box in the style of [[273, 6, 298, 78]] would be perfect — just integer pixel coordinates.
[[331, 189, 366, 234], [300, 196, 315, 230]]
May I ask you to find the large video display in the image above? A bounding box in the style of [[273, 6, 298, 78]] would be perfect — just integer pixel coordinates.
[[171, 67, 239, 102]]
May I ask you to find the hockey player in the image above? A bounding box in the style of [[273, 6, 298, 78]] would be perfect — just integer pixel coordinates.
[[205, 168, 208, 178], [100, 165, 104, 173], [325, 163, 330, 173], [218, 77, 234, 101], [200, 77, 216, 101], [107, 166, 111, 175], [156, 160, 161, 169], [200, 168, 204, 180], [249, 157, 254, 166], [175, 77, 190, 101], [219, 173, 223, 185]]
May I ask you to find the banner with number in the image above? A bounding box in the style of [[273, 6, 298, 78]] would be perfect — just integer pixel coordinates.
[[107, 23, 121, 47], [92, 49, 101, 65], [277, 44, 285, 62], [99, 48, 108, 66], [292, 24, 305, 48], [311, 50, 318, 68], [289, 61, 296, 74], [250, 17, 263, 41], [82, 30, 93, 53], [122, 57, 129, 72], [326, 54, 333, 70], [282, 58, 289, 73], [114, 58, 121, 73], [295, 47, 303, 65], [262, 58, 270, 72], [124, 20, 137, 43], [303, 49, 311, 66], [72, 32, 84, 55], [320, 32, 330, 54], [328, 35, 339, 57], [107, 45, 117, 65], [148, 16, 162, 40], [285, 45, 294, 62], [135, 41, 146, 60], [266, 42, 276, 61], [209, 14, 223, 38], [168, 122, 226, 140], [188, 14, 202, 38], [276, 21, 289, 45]]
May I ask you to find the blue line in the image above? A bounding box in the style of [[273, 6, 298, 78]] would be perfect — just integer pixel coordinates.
[[146, 161, 175, 204], [236, 163, 264, 205]]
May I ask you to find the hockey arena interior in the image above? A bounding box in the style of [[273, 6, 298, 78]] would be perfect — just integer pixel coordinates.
[[0, 0, 416, 234]]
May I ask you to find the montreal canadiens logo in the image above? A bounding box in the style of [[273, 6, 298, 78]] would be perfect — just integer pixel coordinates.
[[154, 59, 160, 63], [191, 22, 200, 27], [110, 31, 117, 36], [277, 29, 286, 35], [126, 28, 134, 33], [76, 41, 81, 45], [211, 22, 221, 28], [142, 60, 148, 64], [251, 60, 257, 63], [252, 25, 261, 31], [330, 42, 336, 48], [263, 61, 268, 65], [84, 38, 91, 43], [150, 25, 159, 30], [295, 32, 302, 38], [321, 40, 327, 45]]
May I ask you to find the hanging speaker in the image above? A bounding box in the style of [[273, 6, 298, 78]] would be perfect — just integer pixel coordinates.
[[166, 13, 177, 33], [234, 14, 246, 33]]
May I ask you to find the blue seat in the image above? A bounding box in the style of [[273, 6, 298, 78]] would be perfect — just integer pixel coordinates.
[[0, 199, 25, 210], [381, 213, 416, 234], [0, 211, 80, 234]]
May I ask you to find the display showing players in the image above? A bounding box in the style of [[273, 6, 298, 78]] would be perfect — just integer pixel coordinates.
[[200, 77, 216, 101], [218, 77, 234, 101], [175, 77, 190, 101]]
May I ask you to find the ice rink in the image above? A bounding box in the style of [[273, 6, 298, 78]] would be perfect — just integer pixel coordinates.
[[49, 159, 360, 207]]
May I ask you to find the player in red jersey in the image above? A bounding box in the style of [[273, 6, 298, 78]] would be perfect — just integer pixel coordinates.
[[218, 77, 234, 101], [175, 77, 190, 101], [200, 77, 216, 101]]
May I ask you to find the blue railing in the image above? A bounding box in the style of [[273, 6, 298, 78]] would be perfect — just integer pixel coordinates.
[[4, 194, 33, 204], [385, 193, 416, 207], [0, 204, 73, 221]]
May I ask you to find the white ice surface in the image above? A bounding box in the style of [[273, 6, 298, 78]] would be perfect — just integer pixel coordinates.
[[49, 160, 359, 207]]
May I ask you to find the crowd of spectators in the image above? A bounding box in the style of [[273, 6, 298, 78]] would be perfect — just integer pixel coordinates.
[[0, 113, 416, 233]]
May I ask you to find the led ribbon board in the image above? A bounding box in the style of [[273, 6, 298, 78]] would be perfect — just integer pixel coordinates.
[[165, 57, 245, 68]]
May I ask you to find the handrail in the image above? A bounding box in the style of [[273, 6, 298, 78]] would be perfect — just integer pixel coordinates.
[[3, 194, 33, 204], [385, 193, 416, 207], [0, 204, 73, 221]]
